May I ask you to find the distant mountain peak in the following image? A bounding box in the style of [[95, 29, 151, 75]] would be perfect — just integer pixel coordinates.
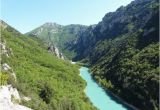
[[42, 22, 62, 28]]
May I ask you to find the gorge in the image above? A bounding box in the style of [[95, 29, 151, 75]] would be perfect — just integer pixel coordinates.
[[0, 0, 159, 110], [26, 1, 159, 109]]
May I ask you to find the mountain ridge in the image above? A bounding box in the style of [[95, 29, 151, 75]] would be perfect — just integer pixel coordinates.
[[26, 22, 87, 59], [72, 0, 159, 61]]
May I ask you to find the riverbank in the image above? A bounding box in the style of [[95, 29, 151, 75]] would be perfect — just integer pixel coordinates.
[[72, 60, 139, 110], [90, 68, 140, 110], [89, 71, 140, 110], [80, 66, 140, 110], [102, 87, 140, 110], [80, 67, 127, 110]]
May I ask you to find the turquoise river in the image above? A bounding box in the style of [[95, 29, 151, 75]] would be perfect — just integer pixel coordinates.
[[79, 67, 135, 110]]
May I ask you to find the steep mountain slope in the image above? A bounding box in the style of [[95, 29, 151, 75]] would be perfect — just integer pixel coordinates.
[[26, 23, 87, 59], [73, 0, 159, 61], [71, 0, 159, 110], [0, 21, 97, 110]]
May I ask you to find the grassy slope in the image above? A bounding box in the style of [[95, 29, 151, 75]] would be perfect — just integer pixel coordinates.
[[1, 25, 96, 110]]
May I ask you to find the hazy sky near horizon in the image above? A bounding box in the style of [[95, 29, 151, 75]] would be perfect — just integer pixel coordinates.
[[1, 0, 133, 33]]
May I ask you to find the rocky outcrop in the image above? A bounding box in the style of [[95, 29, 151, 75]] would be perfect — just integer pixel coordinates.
[[48, 45, 64, 59], [0, 62, 32, 110], [0, 39, 17, 82], [0, 40, 13, 57], [2, 63, 11, 71], [1, 63, 17, 81], [0, 85, 32, 110]]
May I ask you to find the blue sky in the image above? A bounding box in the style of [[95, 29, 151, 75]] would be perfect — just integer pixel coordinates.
[[1, 0, 133, 33]]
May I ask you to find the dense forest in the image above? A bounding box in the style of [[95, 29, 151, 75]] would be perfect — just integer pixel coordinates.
[[0, 21, 97, 110], [71, 0, 159, 110]]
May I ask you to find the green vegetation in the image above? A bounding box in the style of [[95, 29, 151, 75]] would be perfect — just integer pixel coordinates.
[[90, 32, 159, 110], [1, 23, 96, 110], [0, 72, 9, 85], [26, 23, 87, 60], [71, 0, 159, 110], [1, 1, 158, 110]]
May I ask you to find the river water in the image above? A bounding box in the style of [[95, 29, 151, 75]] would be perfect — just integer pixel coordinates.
[[79, 67, 133, 110]]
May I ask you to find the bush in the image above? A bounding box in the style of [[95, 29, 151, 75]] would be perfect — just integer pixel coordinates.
[[0, 72, 9, 85], [39, 83, 54, 104]]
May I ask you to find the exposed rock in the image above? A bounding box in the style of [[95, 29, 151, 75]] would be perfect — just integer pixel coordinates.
[[59, 53, 64, 59], [0, 63, 31, 109], [2, 63, 11, 71], [48, 45, 64, 59], [71, 61, 76, 64], [143, 27, 156, 36], [0, 85, 32, 110], [72, 0, 158, 61], [0, 42, 9, 57], [0, 40, 13, 57], [22, 96, 31, 102], [1, 63, 17, 81], [44, 22, 62, 28]]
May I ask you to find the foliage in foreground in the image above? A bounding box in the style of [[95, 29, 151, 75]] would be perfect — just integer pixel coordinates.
[[1, 24, 96, 110]]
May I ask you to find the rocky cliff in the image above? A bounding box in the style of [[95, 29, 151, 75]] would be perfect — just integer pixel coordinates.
[[48, 44, 64, 59], [72, 0, 159, 61]]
